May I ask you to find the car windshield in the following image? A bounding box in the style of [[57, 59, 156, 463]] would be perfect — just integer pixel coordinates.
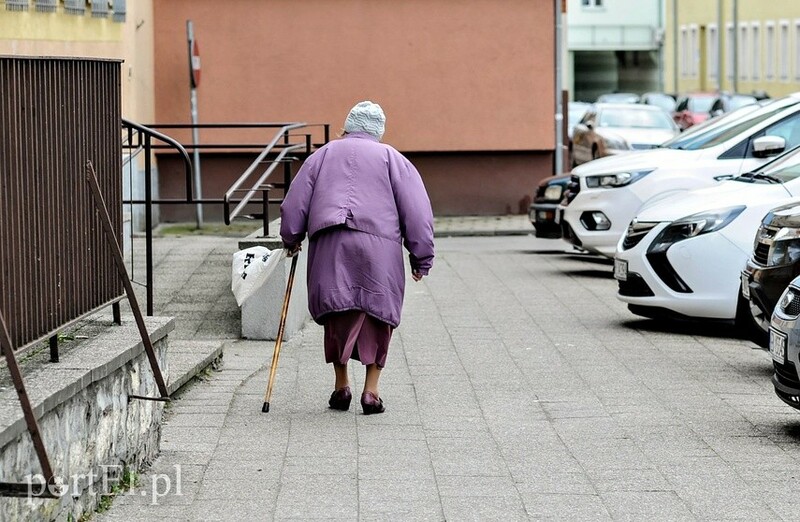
[[597, 108, 674, 129], [687, 96, 715, 112], [661, 98, 799, 151], [738, 145, 800, 183]]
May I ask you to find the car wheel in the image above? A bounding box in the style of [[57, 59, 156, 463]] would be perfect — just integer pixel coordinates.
[[736, 294, 769, 348]]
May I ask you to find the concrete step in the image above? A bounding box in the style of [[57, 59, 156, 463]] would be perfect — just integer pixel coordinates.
[[166, 340, 225, 395]]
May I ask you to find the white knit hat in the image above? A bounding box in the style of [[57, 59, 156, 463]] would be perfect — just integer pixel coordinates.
[[344, 101, 385, 140]]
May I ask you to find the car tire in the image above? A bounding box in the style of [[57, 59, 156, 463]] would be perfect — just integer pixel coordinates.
[[736, 294, 769, 348]]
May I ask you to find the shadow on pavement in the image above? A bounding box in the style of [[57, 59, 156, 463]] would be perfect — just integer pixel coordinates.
[[560, 268, 614, 279], [621, 317, 747, 340], [782, 423, 800, 441]]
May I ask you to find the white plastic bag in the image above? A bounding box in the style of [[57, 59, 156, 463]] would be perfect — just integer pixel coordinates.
[[231, 246, 285, 306]]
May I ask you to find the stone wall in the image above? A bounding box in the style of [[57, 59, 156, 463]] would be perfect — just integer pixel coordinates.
[[0, 317, 173, 521]]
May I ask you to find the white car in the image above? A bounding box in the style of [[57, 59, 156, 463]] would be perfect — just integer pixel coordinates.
[[560, 95, 800, 257], [614, 146, 800, 328]]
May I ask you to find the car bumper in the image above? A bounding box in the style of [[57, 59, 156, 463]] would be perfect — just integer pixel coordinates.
[[562, 189, 643, 258], [615, 226, 745, 320], [770, 311, 800, 409], [743, 260, 799, 320], [529, 202, 561, 239]]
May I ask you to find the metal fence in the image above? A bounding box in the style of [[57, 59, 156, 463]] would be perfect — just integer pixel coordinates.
[[0, 56, 124, 354]]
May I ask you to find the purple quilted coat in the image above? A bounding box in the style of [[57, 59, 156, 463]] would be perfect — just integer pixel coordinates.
[[280, 132, 434, 328]]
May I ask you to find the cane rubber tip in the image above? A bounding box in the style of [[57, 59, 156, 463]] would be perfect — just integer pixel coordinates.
[[262, 402, 270, 413]]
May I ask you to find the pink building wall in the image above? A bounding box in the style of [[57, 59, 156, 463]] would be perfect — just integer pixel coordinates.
[[153, 0, 556, 216]]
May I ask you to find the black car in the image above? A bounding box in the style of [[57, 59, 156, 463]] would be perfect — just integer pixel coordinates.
[[742, 201, 800, 347], [529, 174, 570, 238]]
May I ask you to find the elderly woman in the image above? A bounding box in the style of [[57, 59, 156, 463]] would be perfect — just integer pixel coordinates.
[[280, 101, 434, 415]]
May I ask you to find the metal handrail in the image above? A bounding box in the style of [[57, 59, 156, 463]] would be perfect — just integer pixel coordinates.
[[223, 123, 309, 225], [120, 119, 194, 316], [122, 118, 194, 200], [118, 121, 329, 314], [225, 143, 307, 224]]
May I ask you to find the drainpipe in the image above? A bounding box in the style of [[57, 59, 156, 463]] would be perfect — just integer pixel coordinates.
[[658, 0, 665, 92], [554, 0, 564, 175], [718, 0, 724, 90], [672, 0, 678, 93], [732, 0, 738, 92]]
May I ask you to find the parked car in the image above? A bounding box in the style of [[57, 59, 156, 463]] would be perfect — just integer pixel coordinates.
[[614, 146, 800, 334], [529, 174, 570, 238], [742, 200, 800, 343], [769, 277, 800, 409], [571, 103, 679, 166], [560, 96, 798, 257], [641, 92, 677, 113], [710, 93, 759, 117], [596, 92, 640, 104], [673, 92, 717, 130]]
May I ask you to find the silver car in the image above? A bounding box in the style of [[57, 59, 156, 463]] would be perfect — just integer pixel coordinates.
[[769, 277, 800, 409]]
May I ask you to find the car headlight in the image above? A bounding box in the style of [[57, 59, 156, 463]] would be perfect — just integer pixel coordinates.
[[768, 227, 800, 266], [585, 170, 653, 189], [648, 205, 746, 253], [543, 184, 563, 201]]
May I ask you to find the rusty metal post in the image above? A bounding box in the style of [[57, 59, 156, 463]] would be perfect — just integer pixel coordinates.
[[0, 311, 57, 494], [85, 161, 169, 398]]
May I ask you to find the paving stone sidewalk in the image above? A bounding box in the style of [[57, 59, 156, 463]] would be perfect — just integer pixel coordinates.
[[99, 222, 800, 521]]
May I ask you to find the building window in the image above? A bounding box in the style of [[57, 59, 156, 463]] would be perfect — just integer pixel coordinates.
[[581, 0, 603, 8], [680, 25, 689, 78], [795, 20, 800, 80], [64, 0, 85, 15], [751, 22, 761, 81], [738, 22, 749, 80], [781, 20, 790, 81], [726, 23, 735, 80], [707, 24, 719, 81], [5, 0, 29, 10], [766, 22, 776, 80], [34, 0, 56, 13]]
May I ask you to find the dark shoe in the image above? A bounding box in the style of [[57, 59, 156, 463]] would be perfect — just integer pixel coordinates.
[[360, 391, 385, 415], [329, 386, 352, 411]]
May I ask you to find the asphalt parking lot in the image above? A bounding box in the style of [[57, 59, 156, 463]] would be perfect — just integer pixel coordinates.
[[103, 233, 800, 520]]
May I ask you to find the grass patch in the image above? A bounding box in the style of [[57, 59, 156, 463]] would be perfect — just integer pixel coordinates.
[[94, 467, 140, 516], [157, 221, 262, 237]]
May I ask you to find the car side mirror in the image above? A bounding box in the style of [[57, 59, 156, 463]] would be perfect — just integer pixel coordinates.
[[753, 135, 787, 158]]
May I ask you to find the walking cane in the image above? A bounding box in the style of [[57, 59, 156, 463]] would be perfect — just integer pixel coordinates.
[[262, 252, 300, 413]]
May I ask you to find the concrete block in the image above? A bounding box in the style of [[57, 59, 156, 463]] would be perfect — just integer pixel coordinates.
[[239, 229, 310, 341]]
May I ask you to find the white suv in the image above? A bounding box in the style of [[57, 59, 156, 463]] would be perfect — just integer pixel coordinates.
[[560, 95, 800, 257]]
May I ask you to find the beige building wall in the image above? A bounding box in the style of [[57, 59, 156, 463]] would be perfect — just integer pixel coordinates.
[[153, 0, 556, 216], [0, 1, 155, 123], [666, 0, 800, 98]]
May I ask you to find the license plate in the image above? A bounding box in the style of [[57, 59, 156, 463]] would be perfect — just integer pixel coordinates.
[[741, 272, 750, 300], [770, 328, 787, 363], [613, 258, 628, 281]]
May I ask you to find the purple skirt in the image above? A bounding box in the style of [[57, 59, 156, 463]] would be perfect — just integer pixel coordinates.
[[323, 311, 393, 368]]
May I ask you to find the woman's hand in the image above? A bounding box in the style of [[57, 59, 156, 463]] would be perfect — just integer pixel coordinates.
[[285, 243, 302, 257], [412, 271, 423, 282]]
